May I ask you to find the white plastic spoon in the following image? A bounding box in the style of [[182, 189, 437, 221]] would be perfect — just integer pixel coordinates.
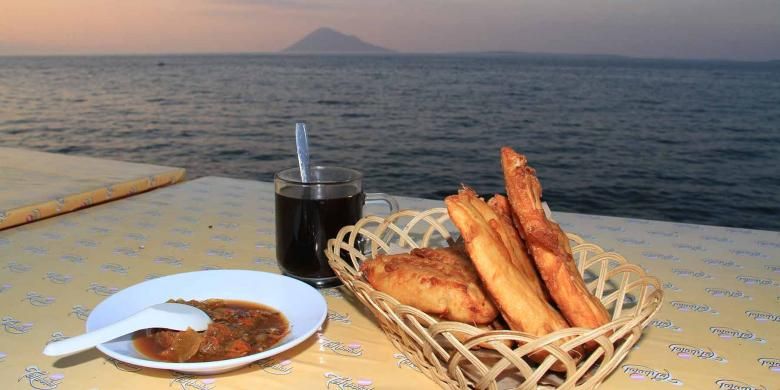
[[43, 303, 212, 357]]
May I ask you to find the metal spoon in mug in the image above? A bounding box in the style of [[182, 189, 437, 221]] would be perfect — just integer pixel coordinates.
[[296, 122, 311, 182], [42, 303, 212, 357]]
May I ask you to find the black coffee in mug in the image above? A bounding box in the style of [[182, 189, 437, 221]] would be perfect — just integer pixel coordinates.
[[274, 166, 396, 288]]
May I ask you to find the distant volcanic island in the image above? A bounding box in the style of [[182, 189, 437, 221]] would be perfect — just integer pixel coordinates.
[[282, 27, 394, 54]]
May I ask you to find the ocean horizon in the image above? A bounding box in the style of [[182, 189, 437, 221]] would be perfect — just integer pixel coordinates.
[[1, 53, 778, 231]]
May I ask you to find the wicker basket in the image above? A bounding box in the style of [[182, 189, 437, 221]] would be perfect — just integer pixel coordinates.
[[326, 208, 663, 389]]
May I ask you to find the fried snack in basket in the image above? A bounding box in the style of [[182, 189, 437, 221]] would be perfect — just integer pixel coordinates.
[[501, 146, 611, 332], [444, 187, 571, 338], [487, 194, 550, 301], [360, 248, 498, 324]]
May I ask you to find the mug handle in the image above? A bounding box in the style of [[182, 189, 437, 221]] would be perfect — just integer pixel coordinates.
[[365, 192, 399, 215]]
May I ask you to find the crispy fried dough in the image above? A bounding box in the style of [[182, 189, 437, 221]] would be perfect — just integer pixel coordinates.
[[501, 146, 611, 331], [360, 248, 498, 324], [444, 187, 570, 336], [487, 194, 550, 301]]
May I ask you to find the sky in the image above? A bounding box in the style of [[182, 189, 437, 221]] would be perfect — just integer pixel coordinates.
[[1, 0, 779, 61]]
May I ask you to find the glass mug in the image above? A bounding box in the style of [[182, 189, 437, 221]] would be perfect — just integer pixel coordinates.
[[274, 166, 398, 288]]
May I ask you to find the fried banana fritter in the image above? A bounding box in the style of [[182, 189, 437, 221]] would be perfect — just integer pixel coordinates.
[[501, 146, 611, 331], [360, 247, 498, 324]]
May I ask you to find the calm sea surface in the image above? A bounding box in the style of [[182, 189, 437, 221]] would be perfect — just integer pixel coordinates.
[[1, 54, 779, 230]]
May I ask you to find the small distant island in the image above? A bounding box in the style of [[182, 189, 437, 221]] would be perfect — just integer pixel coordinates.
[[282, 27, 394, 54]]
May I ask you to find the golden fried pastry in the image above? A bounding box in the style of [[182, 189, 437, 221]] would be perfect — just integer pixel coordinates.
[[501, 146, 611, 331], [487, 194, 550, 301], [360, 248, 498, 324], [444, 187, 570, 337]]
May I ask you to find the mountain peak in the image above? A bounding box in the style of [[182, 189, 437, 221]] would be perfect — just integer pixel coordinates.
[[282, 27, 393, 54]]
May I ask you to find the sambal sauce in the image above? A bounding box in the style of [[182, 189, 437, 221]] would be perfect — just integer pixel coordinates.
[[133, 299, 290, 363]]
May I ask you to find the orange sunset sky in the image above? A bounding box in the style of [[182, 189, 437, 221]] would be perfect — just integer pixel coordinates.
[[1, 0, 779, 60]]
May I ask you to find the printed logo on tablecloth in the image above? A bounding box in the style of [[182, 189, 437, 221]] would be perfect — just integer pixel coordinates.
[[18, 365, 64, 389], [730, 249, 767, 258], [668, 344, 727, 363], [647, 230, 678, 238], [317, 334, 363, 356], [113, 247, 140, 257], [46, 332, 69, 345], [253, 257, 277, 268], [145, 273, 165, 280], [125, 232, 148, 241], [41, 232, 62, 240], [86, 283, 118, 296], [255, 242, 273, 249], [200, 265, 221, 271], [596, 225, 624, 232], [100, 263, 128, 275], [702, 235, 733, 244], [650, 319, 683, 332], [170, 373, 215, 390], [324, 372, 374, 390], [757, 358, 780, 372], [327, 310, 352, 325], [206, 249, 234, 259], [23, 292, 55, 307], [321, 288, 344, 299], [725, 227, 754, 235], [210, 235, 234, 242], [136, 221, 157, 229], [218, 211, 241, 218], [0, 283, 11, 294], [154, 256, 183, 267], [171, 227, 194, 236], [5, 262, 32, 273], [44, 272, 72, 284], [674, 243, 705, 251], [164, 241, 191, 250], [705, 288, 751, 300], [671, 301, 719, 315], [393, 353, 420, 371], [621, 364, 683, 385], [177, 215, 199, 224], [69, 305, 91, 321], [756, 240, 780, 248], [617, 237, 645, 245], [2, 316, 33, 334], [672, 268, 713, 279], [104, 357, 142, 372], [702, 258, 743, 268], [745, 311, 780, 323], [254, 358, 293, 375], [715, 379, 766, 390], [60, 255, 85, 264], [89, 227, 111, 234], [737, 275, 778, 287], [710, 326, 766, 344], [143, 209, 161, 217], [76, 239, 98, 248], [25, 246, 48, 256], [765, 265, 780, 273], [217, 222, 241, 230]]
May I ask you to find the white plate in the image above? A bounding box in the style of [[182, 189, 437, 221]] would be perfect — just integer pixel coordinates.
[[86, 270, 327, 374]]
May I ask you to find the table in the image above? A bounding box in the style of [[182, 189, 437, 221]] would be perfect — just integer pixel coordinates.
[[1, 176, 778, 389], [0, 147, 185, 231]]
